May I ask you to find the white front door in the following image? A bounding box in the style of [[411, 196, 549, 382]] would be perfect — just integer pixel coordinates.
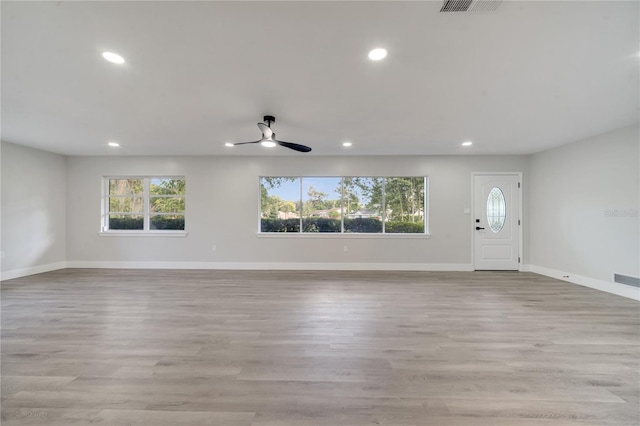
[[474, 174, 520, 270]]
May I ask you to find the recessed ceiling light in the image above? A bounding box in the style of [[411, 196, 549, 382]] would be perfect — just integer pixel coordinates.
[[462, 141, 473, 147], [102, 52, 125, 64], [261, 141, 277, 148], [108, 141, 120, 147], [368, 48, 387, 61], [225, 142, 234, 147], [342, 141, 353, 147]]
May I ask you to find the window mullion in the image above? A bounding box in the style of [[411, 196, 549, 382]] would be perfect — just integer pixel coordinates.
[[299, 176, 303, 233], [381, 178, 386, 234], [424, 176, 428, 234], [144, 178, 150, 231], [103, 178, 109, 231], [340, 177, 344, 233]]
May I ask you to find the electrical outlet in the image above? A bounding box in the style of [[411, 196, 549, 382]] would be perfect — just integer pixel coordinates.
[[211, 245, 217, 251], [343, 245, 348, 252]]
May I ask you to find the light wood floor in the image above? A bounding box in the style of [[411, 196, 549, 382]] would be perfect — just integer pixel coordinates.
[[1, 269, 639, 425]]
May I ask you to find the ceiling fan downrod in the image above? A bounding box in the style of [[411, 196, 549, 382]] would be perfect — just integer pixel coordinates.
[[263, 115, 275, 127]]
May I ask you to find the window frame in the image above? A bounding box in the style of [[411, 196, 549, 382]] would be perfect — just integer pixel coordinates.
[[100, 176, 187, 236], [258, 176, 430, 236]]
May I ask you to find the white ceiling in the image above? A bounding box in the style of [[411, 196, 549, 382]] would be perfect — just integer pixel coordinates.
[[1, 1, 638, 156]]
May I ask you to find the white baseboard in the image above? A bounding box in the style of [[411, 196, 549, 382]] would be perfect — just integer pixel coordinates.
[[529, 265, 640, 301], [1, 262, 67, 281], [66, 261, 474, 272]]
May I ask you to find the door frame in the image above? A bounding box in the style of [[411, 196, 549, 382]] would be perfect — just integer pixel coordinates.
[[471, 172, 523, 271]]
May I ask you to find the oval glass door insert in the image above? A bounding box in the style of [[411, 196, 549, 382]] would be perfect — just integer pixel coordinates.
[[487, 187, 506, 233]]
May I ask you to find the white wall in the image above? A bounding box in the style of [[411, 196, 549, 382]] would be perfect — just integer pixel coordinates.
[[529, 125, 639, 298], [1, 141, 67, 279], [5, 131, 638, 299], [65, 155, 529, 269]]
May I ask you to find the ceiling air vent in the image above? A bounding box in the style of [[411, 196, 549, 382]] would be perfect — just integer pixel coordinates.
[[440, 0, 502, 13]]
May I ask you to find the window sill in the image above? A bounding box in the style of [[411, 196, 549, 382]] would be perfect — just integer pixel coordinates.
[[98, 231, 188, 237], [256, 233, 431, 239]]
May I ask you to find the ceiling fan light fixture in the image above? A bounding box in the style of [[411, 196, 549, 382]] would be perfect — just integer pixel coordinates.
[[342, 141, 352, 147], [368, 48, 387, 61], [224, 142, 234, 147], [462, 141, 473, 147], [261, 140, 277, 148], [102, 51, 125, 64]]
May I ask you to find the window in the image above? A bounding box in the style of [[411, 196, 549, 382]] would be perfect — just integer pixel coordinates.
[[302, 177, 342, 233], [259, 176, 427, 234], [103, 177, 185, 232], [384, 177, 425, 233], [487, 187, 506, 233], [260, 177, 300, 232], [343, 177, 383, 233]]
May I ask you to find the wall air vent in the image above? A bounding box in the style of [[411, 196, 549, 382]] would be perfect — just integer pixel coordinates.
[[440, 0, 502, 13], [614, 274, 640, 288]]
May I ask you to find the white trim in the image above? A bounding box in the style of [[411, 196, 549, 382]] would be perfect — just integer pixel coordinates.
[[529, 265, 640, 301], [66, 261, 472, 271], [143, 177, 150, 231], [424, 176, 430, 235], [98, 231, 187, 237], [256, 233, 430, 239], [1, 262, 67, 281], [381, 178, 386, 233]]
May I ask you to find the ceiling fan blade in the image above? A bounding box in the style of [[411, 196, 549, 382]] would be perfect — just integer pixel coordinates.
[[277, 140, 312, 153], [233, 140, 261, 146], [257, 122, 273, 138]]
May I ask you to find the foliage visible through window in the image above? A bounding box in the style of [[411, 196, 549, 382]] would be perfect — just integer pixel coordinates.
[[105, 177, 185, 231], [260, 177, 300, 232], [260, 177, 426, 234], [343, 177, 383, 233], [385, 177, 425, 233], [302, 177, 342, 233]]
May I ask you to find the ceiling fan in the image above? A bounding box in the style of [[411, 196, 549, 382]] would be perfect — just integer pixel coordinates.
[[232, 116, 312, 153]]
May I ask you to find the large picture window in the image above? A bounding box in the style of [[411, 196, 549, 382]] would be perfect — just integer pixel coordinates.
[[103, 177, 186, 232], [260, 176, 427, 234]]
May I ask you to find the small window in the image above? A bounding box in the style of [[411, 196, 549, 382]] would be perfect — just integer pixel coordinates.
[[108, 179, 144, 230], [487, 187, 506, 233], [149, 178, 186, 230], [103, 177, 185, 232]]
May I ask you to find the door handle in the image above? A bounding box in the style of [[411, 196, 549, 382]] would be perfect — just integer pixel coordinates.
[[476, 226, 485, 230]]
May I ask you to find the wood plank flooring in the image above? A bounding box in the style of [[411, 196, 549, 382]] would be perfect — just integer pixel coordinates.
[[1, 269, 638, 425]]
